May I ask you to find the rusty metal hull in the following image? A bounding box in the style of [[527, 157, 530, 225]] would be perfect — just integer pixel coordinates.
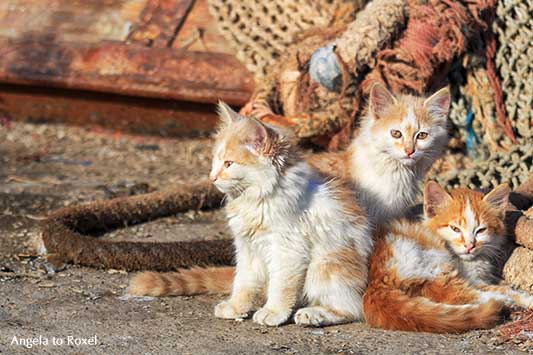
[[0, 0, 253, 135], [0, 39, 253, 106], [0, 84, 222, 136]]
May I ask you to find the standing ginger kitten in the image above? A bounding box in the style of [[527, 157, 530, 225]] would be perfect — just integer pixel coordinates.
[[309, 83, 450, 223], [129, 102, 373, 327], [363, 182, 533, 333]]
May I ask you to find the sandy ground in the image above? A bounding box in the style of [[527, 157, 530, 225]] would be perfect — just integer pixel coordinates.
[[0, 122, 529, 354]]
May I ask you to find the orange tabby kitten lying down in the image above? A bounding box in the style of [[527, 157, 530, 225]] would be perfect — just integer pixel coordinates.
[[363, 182, 533, 333], [130, 102, 374, 327]]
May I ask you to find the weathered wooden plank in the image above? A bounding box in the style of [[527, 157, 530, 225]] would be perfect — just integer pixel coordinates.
[[127, 0, 195, 47], [0, 84, 222, 136], [0, 38, 253, 105]]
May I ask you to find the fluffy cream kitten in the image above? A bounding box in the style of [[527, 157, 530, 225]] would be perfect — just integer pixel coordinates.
[[309, 83, 450, 223], [363, 182, 533, 333], [129, 102, 373, 327]]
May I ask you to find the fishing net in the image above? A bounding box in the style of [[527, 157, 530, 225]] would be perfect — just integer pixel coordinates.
[[206, 0, 365, 78], [207, 0, 532, 187]]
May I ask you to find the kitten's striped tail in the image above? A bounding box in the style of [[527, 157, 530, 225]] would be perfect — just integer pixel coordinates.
[[363, 284, 504, 333], [127, 267, 235, 296]]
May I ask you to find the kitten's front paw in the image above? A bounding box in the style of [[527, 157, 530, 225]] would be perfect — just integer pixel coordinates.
[[253, 307, 291, 327], [294, 307, 327, 327], [214, 301, 248, 319]]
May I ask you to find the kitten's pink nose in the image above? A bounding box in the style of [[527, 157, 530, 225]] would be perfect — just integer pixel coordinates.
[[465, 243, 475, 254], [209, 173, 218, 182], [404, 147, 415, 157]]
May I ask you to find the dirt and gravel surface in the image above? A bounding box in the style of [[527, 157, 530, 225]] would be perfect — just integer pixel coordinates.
[[0, 122, 529, 354]]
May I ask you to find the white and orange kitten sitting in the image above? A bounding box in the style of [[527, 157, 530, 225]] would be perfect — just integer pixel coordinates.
[[310, 83, 450, 223], [130, 102, 374, 327]]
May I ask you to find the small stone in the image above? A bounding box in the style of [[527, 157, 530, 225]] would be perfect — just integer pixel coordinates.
[[38, 281, 56, 288]]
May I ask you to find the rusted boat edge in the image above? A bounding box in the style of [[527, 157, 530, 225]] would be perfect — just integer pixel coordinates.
[[0, 83, 224, 137], [0, 38, 254, 106]]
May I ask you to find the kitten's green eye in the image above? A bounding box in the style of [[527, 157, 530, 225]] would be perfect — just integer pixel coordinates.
[[391, 130, 402, 139], [223, 160, 234, 168], [449, 225, 461, 233], [417, 132, 428, 140], [476, 227, 487, 234]]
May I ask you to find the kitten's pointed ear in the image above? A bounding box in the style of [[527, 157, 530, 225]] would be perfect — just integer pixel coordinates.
[[424, 87, 450, 124], [483, 183, 510, 216], [369, 82, 396, 119], [217, 100, 243, 126], [244, 118, 279, 156], [424, 181, 452, 218]]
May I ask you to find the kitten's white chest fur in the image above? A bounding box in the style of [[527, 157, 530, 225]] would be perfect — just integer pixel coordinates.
[[352, 147, 422, 224], [225, 163, 313, 239]]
